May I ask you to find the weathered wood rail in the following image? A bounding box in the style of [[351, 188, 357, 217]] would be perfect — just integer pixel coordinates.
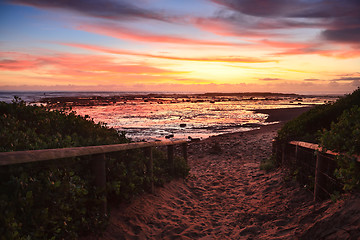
[[0, 140, 188, 214], [273, 140, 360, 201]]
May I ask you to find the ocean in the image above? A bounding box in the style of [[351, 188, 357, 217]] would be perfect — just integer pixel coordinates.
[[0, 91, 335, 141]]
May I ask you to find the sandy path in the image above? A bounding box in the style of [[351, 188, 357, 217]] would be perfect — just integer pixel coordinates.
[[183, 124, 312, 239], [98, 108, 360, 240], [100, 124, 308, 239]]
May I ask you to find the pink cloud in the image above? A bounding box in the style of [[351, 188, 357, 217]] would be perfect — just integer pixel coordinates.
[[63, 42, 275, 63], [0, 52, 186, 77], [259, 39, 311, 49], [77, 23, 242, 47], [274, 45, 360, 59], [192, 17, 273, 38], [0, 59, 39, 70]]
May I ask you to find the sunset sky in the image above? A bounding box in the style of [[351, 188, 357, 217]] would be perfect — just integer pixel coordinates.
[[0, 0, 359, 94]]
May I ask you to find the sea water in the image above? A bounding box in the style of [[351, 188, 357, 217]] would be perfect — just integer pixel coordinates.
[[0, 91, 335, 141]]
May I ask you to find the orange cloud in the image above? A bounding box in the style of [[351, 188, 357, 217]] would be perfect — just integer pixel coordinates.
[[0, 52, 48, 70], [322, 49, 360, 59], [259, 39, 311, 49], [264, 39, 360, 59], [0, 51, 187, 83], [63, 42, 275, 63]]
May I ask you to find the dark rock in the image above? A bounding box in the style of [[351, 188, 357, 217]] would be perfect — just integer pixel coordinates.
[[188, 136, 201, 141]]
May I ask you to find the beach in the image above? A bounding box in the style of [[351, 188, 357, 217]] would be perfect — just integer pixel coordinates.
[[95, 107, 359, 239]]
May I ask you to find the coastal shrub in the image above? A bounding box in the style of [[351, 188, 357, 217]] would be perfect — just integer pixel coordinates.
[[276, 87, 360, 144], [0, 97, 127, 152], [0, 98, 127, 239], [0, 160, 107, 240], [320, 106, 360, 155], [107, 148, 189, 203], [106, 150, 146, 203], [320, 106, 360, 191], [275, 89, 360, 194], [260, 155, 276, 172], [0, 98, 189, 239]]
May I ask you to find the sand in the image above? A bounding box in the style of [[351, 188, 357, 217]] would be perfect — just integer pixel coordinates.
[[96, 107, 360, 240]]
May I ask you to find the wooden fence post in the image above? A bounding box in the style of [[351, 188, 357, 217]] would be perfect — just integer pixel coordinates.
[[182, 143, 188, 163], [272, 139, 276, 154], [272, 139, 281, 165], [314, 152, 326, 201], [281, 144, 286, 166], [294, 145, 299, 169], [91, 153, 107, 215], [167, 145, 174, 175], [143, 147, 154, 194]]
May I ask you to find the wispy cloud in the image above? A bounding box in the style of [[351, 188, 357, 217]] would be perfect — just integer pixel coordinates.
[[333, 77, 360, 81], [63, 42, 275, 63], [259, 78, 282, 81], [192, 16, 282, 38], [0, 59, 40, 70], [9, 0, 169, 21], [304, 78, 323, 82], [258, 39, 311, 49], [0, 51, 185, 76], [272, 43, 360, 59], [77, 23, 242, 47]]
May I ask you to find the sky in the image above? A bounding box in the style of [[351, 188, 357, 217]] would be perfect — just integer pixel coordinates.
[[0, 0, 359, 94]]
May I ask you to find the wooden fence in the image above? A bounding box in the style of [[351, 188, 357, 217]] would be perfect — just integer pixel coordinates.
[[0, 140, 188, 214], [273, 140, 360, 201]]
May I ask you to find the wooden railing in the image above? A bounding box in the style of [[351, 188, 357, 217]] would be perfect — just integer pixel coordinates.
[[0, 140, 188, 214], [273, 140, 359, 201]]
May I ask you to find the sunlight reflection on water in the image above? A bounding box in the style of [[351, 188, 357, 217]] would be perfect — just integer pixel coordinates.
[[70, 98, 323, 141], [0, 92, 333, 141]]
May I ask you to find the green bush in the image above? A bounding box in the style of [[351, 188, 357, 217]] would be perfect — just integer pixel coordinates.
[[0, 97, 128, 152], [107, 149, 189, 203], [320, 106, 360, 155], [0, 160, 106, 240], [260, 155, 276, 172], [0, 98, 127, 239], [0, 98, 189, 239], [276, 88, 360, 193], [320, 106, 360, 191], [277, 88, 360, 144]]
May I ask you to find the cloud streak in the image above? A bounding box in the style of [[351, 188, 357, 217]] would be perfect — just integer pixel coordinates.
[[63, 42, 275, 63], [0, 59, 41, 70], [77, 23, 242, 47], [333, 77, 360, 81], [0, 52, 185, 77], [259, 78, 282, 81], [9, 0, 168, 21]]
